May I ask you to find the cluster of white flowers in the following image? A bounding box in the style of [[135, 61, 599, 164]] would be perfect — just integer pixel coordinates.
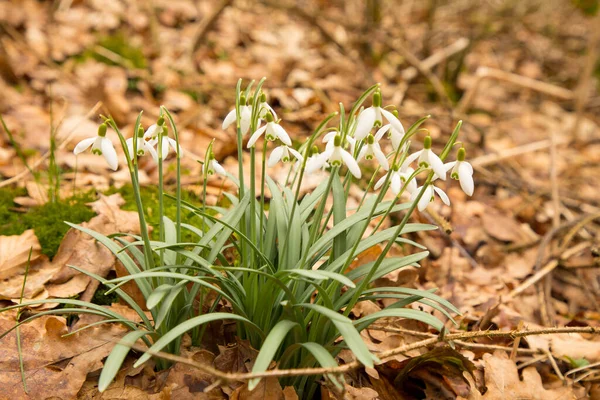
[[73, 116, 182, 170], [75, 86, 473, 213]]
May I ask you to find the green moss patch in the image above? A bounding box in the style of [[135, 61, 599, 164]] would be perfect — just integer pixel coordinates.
[[0, 188, 96, 258]]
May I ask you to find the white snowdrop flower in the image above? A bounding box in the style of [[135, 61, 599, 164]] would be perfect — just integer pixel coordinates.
[[445, 148, 474, 196], [126, 127, 158, 162], [143, 119, 183, 158], [375, 119, 406, 150], [354, 91, 404, 141], [411, 184, 450, 212], [374, 162, 417, 196], [268, 144, 303, 167], [404, 135, 446, 180], [357, 133, 389, 170], [306, 135, 361, 179], [73, 123, 118, 171], [247, 112, 291, 148], [257, 93, 277, 120], [205, 157, 226, 176], [323, 130, 356, 155], [222, 95, 252, 135]]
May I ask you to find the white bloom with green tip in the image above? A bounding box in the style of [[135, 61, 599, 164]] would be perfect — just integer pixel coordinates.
[[375, 162, 417, 196], [222, 94, 253, 135], [268, 144, 303, 167], [73, 123, 118, 171], [126, 127, 158, 162], [306, 135, 361, 178], [411, 185, 450, 211], [247, 112, 291, 148], [354, 91, 404, 141], [357, 132, 389, 170], [405, 135, 446, 180], [444, 147, 474, 196]]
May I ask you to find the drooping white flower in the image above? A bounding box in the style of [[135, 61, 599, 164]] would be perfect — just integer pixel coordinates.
[[357, 133, 389, 170], [144, 121, 183, 158], [323, 130, 356, 155], [268, 144, 303, 167], [126, 127, 158, 162], [354, 91, 404, 141], [205, 157, 226, 176], [445, 148, 474, 196], [257, 93, 277, 120], [374, 162, 417, 196], [404, 136, 446, 180], [306, 135, 361, 178], [247, 112, 291, 148], [73, 123, 118, 171], [222, 95, 253, 135], [410, 185, 450, 212], [375, 121, 405, 150]]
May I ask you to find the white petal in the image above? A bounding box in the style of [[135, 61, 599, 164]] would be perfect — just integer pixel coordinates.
[[417, 187, 433, 211], [434, 186, 451, 206], [273, 124, 292, 146], [373, 145, 389, 170], [357, 146, 367, 162], [322, 131, 336, 143], [340, 149, 361, 179], [390, 128, 404, 150], [428, 151, 446, 181], [158, 137, 170, 158], [458, 163, 474, 196], [101, 138, 118, 170], [374, 124, 390, 141], [168, 138, 183, 156], [404, 150, 422, 167], [268, 146, 285, 167], [405, 174, 417, 194], [144, 124, 158, 140], [288, 147, 304, 163], [306, 152, 329, 173], [222, 109, 237, 130], [126, 138, 135, 157], [347, 136, 356, 154], [391, 173, 401, 195], [247, 125, 267, 148], [445, 161, 457, 172], [241, 106, 252, 135], [374, 174, 387, 190], [212, 160, 226, 176], [354, 107, 376, 141], [73, 137, 95, 155], [145, 142, 158, 162], [380, 108, 405, 135]]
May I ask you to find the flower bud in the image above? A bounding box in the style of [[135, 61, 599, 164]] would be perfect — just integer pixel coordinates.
[[240, 94, 247, 105], [366, 134, 375, 145], [373, 91, 382, 108], [157, 116, 165, 126], [260, 92, 267, 103], [423, 135, 432, 150], [457, 147, 466, 162], [98, 123, 108, 137], [265, 112, 274, 123], [334, 135, 342, 147], [310, 145, 319, 156], [137, 126, 144, 138]]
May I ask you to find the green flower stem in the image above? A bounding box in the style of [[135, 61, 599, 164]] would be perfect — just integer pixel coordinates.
[[157, 124, 165, 267], [105, 117, 155, 271], [259, 139, 268, 250]]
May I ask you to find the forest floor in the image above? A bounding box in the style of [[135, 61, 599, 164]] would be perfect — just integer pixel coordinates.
[[0, 0, 600, 399]]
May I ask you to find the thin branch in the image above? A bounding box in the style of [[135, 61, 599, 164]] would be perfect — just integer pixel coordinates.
[[113, 325, 600, 384]]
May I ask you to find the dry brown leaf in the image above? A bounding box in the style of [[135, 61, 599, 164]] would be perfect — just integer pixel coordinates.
[[0, 314, 125, 400], [0, 257, 60, 300], [230, 377, 289, 400], [466, 351, 580, 399], [481, 211, 528, 243], [0, 229, 41, 280]]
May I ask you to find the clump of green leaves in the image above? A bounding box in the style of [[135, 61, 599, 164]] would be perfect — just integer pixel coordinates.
[[1, 80, 471, 399]]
